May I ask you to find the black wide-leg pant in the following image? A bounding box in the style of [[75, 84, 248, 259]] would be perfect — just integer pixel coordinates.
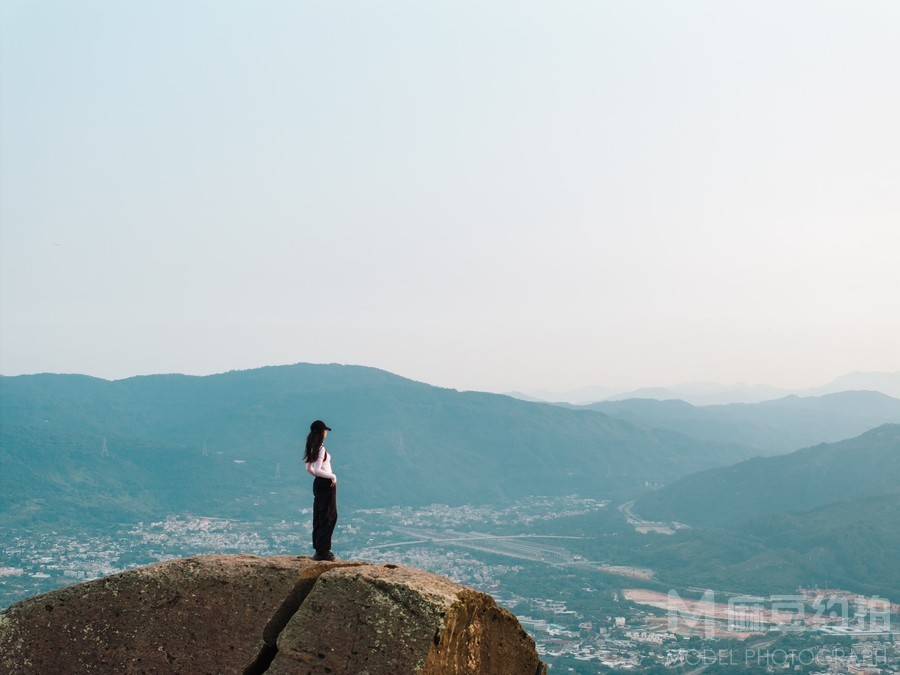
[[312, 476, 338, 554]]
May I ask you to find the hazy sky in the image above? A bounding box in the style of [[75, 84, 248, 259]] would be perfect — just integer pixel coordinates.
[[1, 1, 898, 394]]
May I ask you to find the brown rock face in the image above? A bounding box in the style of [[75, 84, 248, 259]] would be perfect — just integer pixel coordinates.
[[269, 563, 546, 675], [0, 554, 355, 674], [0, 555, 547, 675]]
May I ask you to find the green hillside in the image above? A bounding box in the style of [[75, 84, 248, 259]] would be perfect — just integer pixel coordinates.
[[634, 424, 900, 527], [526, 489, 900, 600], [625, 493, 900, 600], [0, 363, 742, 528]]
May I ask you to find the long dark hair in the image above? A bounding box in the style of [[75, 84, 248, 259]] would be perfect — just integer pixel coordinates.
[[304, 429, 325, 464]]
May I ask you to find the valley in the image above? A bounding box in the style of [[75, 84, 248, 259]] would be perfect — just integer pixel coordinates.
[[3, 364, 900, 672]]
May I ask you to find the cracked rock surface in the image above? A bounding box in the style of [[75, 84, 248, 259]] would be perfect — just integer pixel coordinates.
[[0, 555, 547, 675]]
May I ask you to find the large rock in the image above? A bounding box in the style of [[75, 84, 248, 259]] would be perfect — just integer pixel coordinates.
[[0, 554, 348, 674], [269, 563, 546, 675], [0, 555, 547, 675]]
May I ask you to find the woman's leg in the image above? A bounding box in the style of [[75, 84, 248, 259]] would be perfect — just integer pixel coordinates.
[[322, 483, 338, 553], [312, 479, 329, 554]]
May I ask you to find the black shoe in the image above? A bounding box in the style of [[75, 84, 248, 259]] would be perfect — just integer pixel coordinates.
[[313, 551, 336, 561]]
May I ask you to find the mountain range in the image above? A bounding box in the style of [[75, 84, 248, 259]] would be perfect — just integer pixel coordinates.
[[512, 370, 900, 405], [0, 363, 745, 528], [572, 391, 900, 455], [3, 362, 900, 600]]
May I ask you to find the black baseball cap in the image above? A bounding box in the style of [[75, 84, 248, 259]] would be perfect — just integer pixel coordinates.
[[310, 419, 332, 432]]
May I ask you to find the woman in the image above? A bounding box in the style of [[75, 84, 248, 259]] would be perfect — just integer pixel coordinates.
[[304, 419, 338, 561]]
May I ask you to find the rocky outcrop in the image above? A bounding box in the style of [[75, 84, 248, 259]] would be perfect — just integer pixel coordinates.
[[0, 554, 547, 675]]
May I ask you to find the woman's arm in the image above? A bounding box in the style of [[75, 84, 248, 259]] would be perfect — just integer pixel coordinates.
[[308, 446, 337, 480]]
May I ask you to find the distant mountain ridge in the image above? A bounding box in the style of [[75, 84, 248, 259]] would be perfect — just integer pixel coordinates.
[[574, 390, 900, 454], [605, 382, 787, 406], [809, 370, 900, 398], [511, 370, 900, 405]]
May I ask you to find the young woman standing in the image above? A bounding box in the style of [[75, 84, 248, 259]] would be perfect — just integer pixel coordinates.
[[304, 419, 338, 561]]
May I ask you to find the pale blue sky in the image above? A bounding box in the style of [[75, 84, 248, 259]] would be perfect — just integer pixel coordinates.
[[2, 1, 899, 393]]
